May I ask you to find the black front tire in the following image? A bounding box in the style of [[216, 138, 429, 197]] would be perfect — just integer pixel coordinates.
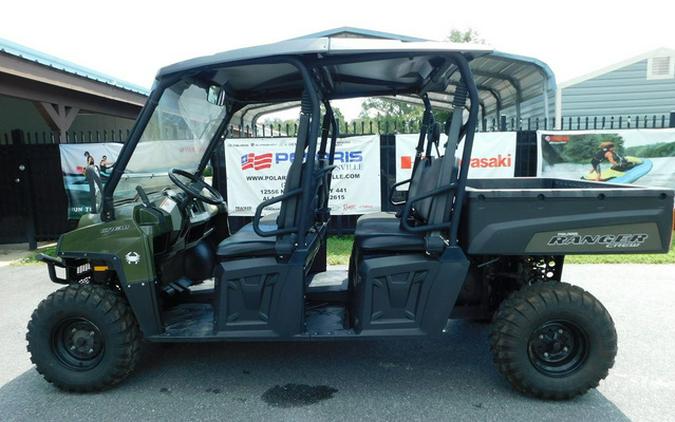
[[490, 282, 617, 400], [26, 284, 141, 392]]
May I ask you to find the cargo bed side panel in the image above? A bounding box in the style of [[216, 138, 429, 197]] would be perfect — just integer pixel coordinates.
[[462, 178, 674, 255]]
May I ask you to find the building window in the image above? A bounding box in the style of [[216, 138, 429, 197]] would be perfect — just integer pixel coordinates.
[[647, 56, 675, 80]]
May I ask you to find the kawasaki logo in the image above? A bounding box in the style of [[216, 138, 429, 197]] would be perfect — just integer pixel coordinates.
[[401, 154, 513, 169], [547, 233, 648, 249], [458, 154, 512, 168]]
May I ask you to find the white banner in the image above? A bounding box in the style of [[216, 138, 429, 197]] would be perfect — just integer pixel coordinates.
[[395, 132, 517, 189], [225, 135, 381, 216], [537, 129, 675, 189]]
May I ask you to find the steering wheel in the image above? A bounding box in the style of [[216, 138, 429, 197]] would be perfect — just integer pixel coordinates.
[[168, 168, 224, 205]]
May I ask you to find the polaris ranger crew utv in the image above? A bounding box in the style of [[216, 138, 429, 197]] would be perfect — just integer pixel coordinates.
[[28, 34, 674, 400]]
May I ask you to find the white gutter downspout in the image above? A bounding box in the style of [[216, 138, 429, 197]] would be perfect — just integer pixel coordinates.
[[555, 84, 562, 129], [542, 79, 550, 129]]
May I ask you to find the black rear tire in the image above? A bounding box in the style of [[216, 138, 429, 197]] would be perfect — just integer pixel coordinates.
[[490, 282, 617, 400], [26, 284, 141, 392]]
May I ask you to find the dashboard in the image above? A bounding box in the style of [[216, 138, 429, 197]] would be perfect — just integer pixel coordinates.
[[138, 189, 226, 256]]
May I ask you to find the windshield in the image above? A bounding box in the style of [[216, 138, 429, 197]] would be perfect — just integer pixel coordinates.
[[113, 79, 227, 202]]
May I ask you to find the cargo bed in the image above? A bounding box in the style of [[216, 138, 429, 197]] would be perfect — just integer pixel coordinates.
[[461, 178, 674, 255]]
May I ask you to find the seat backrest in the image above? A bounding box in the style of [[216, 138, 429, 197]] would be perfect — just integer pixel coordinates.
[[407, 122, 444, 224], [411, 157, 443, 223], [275, 154, 325, 256], [315, 157, 331, 222], [406, 158, 426, 207], [275, 110, 314, 256]]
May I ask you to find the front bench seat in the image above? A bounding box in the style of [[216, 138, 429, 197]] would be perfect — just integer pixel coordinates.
[[216, 213, 279, 259], [216, 151, 323, 260]]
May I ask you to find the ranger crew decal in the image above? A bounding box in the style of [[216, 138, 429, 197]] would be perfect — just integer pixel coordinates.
[[547, 233, 648, 249], [525, 223, 661, 253], [100, 224, 130, 235]]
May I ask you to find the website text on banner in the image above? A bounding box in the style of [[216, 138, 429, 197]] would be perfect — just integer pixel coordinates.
[[395, 132, 517, 189], [225, 135, 381, 216], [537, 129, 675, 191]]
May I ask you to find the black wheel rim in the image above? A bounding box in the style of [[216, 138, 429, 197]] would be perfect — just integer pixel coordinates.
[[528, 320, 588, 377], [51, 318, 105, 371]]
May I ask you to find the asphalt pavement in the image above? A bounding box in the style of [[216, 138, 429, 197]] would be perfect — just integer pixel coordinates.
[[1, 262, 674, 421]]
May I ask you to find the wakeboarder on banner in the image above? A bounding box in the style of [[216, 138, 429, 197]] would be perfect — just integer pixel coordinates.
[[537, 129, 675, 189], [225, 135, 381, 216], [395, 132, 517, 189]]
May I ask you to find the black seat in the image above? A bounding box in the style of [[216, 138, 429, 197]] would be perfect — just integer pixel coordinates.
[[354, 156, 443, 253], [354, 120, 446, 254], [216, 214, 278, 258], [216, 161, 321, 260], [216, 98, 336, 262], [216, 229, 276, 258], [355, 212, 425, 252]]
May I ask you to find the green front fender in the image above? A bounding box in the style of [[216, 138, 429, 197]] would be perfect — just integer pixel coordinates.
[[58, 218, 155, 285], [57, 219, 162, 336]]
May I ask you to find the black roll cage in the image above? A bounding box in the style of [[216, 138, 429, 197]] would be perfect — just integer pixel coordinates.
[[101, 51, 480, 248]]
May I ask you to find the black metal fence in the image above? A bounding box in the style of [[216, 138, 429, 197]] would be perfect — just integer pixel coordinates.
[[490, 113, 675, 132], [233, 112, 675, 138], [0, 141, 73, 246], [0, 129, 130, 145], [3, 112, 674, 145], [236, 119, 426, 138]]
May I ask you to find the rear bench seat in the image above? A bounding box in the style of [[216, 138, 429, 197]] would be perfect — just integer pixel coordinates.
[[354, 156, 443, 253]]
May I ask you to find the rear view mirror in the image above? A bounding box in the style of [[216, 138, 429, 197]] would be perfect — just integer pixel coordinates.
[[207, 85, 226, 106]]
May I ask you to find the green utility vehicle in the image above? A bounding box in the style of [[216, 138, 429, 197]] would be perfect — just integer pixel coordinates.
[[28, 33, 673, 399]]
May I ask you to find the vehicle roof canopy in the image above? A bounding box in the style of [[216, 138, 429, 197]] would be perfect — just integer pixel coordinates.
[[157, 27, 555, 122]]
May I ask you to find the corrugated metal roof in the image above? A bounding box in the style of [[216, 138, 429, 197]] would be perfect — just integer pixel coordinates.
[[157, 36, 492, 77], [289, 26, 427, 42], [0, 36, 149, 96]]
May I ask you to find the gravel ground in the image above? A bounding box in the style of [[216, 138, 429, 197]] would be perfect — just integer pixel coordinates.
[[1, 263, 674, 421]]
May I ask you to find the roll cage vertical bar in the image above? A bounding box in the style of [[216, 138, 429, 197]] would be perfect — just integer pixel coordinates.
[[293, 58, 322, 248], [326, 102, 339, 167], [318, 102, 331, 158], [317, 100, 339, 216], [448, 53, 479, 246]]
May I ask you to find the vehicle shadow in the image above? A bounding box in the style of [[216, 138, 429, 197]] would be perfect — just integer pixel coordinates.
[[0, 320, 629, 421]]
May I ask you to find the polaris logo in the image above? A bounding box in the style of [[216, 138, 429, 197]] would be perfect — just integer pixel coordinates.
[[241, 151, 363, 171], [547, 233, 648, 249], [241, 153, 273, 171], [275, 151, 363, 164]]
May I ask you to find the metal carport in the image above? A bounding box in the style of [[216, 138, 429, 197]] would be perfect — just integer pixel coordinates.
[[224, 28, 556, 133]]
